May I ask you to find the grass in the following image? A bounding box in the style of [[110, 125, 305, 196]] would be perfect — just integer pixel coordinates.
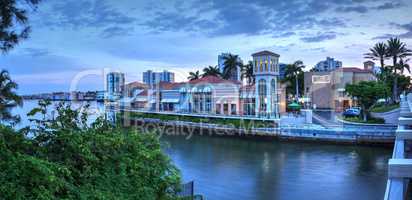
[[122, 111, 277, 129], [343, 116, 385, 124], [370, 103, 400, 113]]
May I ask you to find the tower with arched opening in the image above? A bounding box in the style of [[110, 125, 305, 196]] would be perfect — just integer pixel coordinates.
[[252, 50, 280, 118]]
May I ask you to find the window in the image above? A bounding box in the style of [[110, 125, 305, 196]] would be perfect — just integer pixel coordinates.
[[231, 104, 236, 115], [216, 104, 221, 114], [265, 60, 268, 71], [259, 61, 263, 72], [223, 104, 229, 115], [255, 60, 258, 72]]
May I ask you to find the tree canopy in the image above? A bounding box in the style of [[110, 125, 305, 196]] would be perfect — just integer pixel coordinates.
[[345, 81, 389, 121], [0, 101, 181, 199]]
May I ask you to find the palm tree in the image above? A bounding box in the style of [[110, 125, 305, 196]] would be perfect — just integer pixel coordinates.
[[387, 37, 412, 102], [284, 61, 305, 101], [222, 54, 242, 80], [202, 66, 221, 77], [188, 70, 201, 81], [241, 61, 255, 85], [364, 42, 388, 77], [397, 58, 411, 74], [0, 70, 22, 124]]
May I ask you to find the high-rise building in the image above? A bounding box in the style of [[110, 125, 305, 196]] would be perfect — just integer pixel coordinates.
[[143, 70, 175, 87], [314, 57, 342, 72], [218, 53, 242, 81], [106, 72, 125, 99], [278, 63, 287, 80]]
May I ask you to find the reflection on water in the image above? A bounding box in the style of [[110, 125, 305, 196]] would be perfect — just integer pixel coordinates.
[[162, 135, 392, 200]]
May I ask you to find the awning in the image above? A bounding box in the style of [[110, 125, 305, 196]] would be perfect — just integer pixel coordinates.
[[179, 87, 187, 93], [203, 87, 212, 93], [161, 98, 180, 103], [149, 99, 156, 104]]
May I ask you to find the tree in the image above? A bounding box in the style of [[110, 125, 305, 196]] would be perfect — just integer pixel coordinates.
[[0, 101, 182, 199], [364, 42, 388, 78], [241, 61, 254, 85], [387, 37, 412, 102], [345, 81, 389, 122], [222, 54, 242, 80], [202, 66, 221, 77], [188, 70, 200, 81], [0, 0, 40, 53], [0, 70, 22, 124], [282, 61, 304, 100]]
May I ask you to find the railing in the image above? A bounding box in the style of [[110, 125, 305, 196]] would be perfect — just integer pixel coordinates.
[[384, 94, 412, 200]]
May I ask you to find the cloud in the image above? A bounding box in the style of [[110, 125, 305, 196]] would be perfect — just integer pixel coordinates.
[[101, 26, 134, 38], [336, 6, 369, 13], [48, 0, 136, 28], [375, 2, 402, 10], [373, 22, 412, 39], [300, 32, 338, 43], [21, 48, 49, 57]]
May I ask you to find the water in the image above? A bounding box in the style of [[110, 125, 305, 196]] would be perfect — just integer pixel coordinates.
[[13, 100, 392, 200], [162, 135, 391, 200]]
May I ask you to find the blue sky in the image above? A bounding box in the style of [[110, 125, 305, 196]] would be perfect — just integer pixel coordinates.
[[1, 0, 412, 94]]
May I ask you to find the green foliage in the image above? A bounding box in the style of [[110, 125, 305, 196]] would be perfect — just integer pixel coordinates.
[[281, 61, 304, 98], [222, 54, 242, 80], [0, 70, 23, 124], [241, 61, 254, 85], [343, 116, 385, 124], [370, 103, 400, 113], [202, 66, 221, 78], [345, 81, 389, 121], [127, 112, 276, 129], [188, 71, 200, 81], [0, 0, 40, 53], [0, 101, 181, 200]]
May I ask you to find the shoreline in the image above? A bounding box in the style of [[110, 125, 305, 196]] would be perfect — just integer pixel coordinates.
[[121, 117, 395, 147]]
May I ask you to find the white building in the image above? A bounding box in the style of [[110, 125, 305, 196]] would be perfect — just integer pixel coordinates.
[[106, 72, 125, 100], [252, 51, 280, 118], [143, 70, 175, 87], [314, 57, 342, 72]]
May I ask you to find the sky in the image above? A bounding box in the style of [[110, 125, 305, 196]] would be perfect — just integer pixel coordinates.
[[1, 0, 412, 94]]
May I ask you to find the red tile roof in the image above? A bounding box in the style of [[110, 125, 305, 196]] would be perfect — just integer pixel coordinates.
[[158, 82, 185, 90], [125, 81, 148, 89], [188, 75, 241, 85]]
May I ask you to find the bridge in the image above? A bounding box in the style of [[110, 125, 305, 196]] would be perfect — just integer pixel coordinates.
[[384, 94, 412, 200]]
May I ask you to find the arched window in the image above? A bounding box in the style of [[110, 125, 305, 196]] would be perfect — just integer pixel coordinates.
[[258, 79, 267, 112], [271, 79, 277, 114], [255, 60, 258, 72]]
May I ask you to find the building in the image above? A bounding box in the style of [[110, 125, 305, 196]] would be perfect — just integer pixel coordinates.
[[252, 50, 281, 118], [121, 81, 150, 109], [314, 57, 342, 72], [304, 67, 376, 111], [129, 50, 284, 119], [106, 72, 125, 100], [363, 60, 381, 74], [218, 53, 243, 81], [143, 70, 175, 87]]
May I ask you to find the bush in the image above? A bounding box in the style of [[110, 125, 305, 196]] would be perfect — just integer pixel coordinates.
[[343, 116, 385, 124], [0, 102, 181, 200], [370, 103, 399, 113]]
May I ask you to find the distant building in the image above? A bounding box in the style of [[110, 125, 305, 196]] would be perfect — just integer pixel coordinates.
[[314, 57, 342, 72], [304, 67, 376, 111], [106, 72, 125, 100], [279, 63, 287, 79], [143, 70, 174, 87], [218, 53, 242, 81], [363, 60, 381, 74]]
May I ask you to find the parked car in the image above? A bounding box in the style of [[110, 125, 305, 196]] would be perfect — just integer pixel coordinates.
[[343, 108, 360, 117]]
